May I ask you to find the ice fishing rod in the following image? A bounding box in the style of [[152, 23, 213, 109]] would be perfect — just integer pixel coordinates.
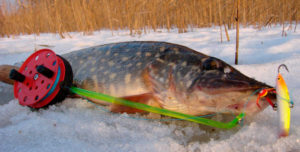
[[8, 49, 245, 129], [69, 86, 245, 129]]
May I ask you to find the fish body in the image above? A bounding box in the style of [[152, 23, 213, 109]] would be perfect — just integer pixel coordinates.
[[62, 41, 275, 116], [276, 73, 291, 137]]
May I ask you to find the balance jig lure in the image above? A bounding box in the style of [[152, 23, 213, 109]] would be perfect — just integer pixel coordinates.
[[255, 64, 293, 137], [276, 64, 293, 137]]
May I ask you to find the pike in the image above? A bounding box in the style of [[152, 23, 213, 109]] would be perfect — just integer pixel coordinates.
[[0, 41, 276, 116]]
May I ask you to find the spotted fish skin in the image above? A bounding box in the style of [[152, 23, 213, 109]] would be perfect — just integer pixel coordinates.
[[63, 41, 205, 96], [62, 41, 275, 116]]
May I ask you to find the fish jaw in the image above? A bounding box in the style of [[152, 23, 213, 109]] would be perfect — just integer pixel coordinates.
[[183, 88, 275, 116], [224, 91, 275, 116], [152, 87, 275, 116], [189, 79, 277, 116], [192, 84, 277, 114]]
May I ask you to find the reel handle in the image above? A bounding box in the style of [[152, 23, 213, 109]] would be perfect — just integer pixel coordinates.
[[9, 69, 25, 82], [36, 65, 54, 78]]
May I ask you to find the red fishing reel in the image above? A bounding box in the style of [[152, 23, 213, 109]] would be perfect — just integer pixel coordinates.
[[9, 49, 73, 108]]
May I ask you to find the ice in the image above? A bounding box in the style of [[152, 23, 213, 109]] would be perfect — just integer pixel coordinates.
[[0, 26, 299, 152]]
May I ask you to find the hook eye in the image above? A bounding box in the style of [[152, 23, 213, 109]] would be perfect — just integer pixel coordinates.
[[278, 64, 289, 73]]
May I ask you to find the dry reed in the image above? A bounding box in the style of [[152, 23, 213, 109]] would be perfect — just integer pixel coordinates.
[[0, 0, 299, 37]]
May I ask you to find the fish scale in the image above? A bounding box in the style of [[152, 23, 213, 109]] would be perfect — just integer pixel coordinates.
[[61, 41, 276, 116], [64, 42, 187, 95]]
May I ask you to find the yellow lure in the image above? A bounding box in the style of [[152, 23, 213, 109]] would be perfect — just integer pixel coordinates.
[[276, 64, 292, 137]]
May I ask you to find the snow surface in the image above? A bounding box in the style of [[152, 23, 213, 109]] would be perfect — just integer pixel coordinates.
[[0, 26, 299, 152]]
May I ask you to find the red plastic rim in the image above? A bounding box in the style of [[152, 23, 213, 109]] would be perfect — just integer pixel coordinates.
[[13, 49, 66, 108]]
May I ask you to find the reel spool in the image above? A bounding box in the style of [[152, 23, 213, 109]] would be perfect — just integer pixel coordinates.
[[9, 49, 73, 108]]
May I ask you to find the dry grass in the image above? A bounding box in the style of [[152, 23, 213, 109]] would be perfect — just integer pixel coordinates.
[[0, 0, 299, 37]]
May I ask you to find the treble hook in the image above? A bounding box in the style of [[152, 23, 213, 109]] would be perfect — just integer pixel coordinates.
[[278, 64, 289, 73]]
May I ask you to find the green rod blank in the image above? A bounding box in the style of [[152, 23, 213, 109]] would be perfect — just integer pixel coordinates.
[[69, 86, 244, 129]]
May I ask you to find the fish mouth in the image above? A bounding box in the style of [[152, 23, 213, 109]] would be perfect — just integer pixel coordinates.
[[225, 89, 276, 116], [193, 77, 276, 115]]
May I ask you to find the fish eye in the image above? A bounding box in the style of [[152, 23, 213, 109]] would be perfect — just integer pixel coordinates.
[[202, 58, 220, 71]]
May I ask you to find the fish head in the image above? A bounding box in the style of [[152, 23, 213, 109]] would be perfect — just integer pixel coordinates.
[[186, 57, 276, 116], [146, 48, 276, 116]]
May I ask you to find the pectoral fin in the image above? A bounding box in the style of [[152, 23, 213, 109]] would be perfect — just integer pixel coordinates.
[[110, 93, 154, 114]]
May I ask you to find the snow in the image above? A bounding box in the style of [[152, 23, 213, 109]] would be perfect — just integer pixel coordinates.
[[0, 26, 300, 152]]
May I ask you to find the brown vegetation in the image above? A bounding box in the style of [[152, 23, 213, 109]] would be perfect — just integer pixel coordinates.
[[0, 0, 299, 37]]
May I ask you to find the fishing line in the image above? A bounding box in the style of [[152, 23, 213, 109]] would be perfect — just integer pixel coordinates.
[[243, 88, 264, 111]]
